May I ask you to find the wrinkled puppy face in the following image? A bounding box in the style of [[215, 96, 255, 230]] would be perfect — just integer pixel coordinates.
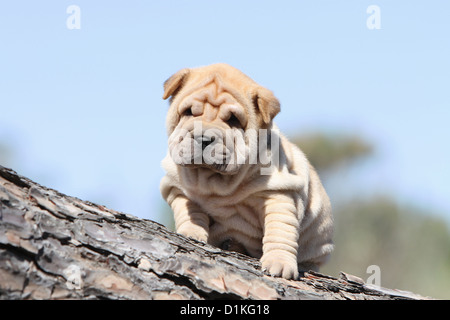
[[163, 64, 280, 175]]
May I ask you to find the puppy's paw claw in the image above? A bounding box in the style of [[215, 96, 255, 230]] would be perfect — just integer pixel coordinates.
[[261, 253, 299, 280]]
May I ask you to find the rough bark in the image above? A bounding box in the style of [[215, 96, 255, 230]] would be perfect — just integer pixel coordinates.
[[0, 165, 428, 300]]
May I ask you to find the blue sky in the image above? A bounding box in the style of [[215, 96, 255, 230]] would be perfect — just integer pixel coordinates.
[[1, 1, 449, 224]]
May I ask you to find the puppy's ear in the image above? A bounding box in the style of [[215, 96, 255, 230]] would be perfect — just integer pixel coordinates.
[[254, 87, 280, 125], [162, 68, 190, 100]]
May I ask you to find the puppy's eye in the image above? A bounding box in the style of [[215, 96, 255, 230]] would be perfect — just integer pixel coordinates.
[[183, 107, 193, 117], [227, 114, 241, 128]]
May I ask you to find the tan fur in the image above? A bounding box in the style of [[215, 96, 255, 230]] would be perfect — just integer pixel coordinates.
[[160, 63, 333, 279]]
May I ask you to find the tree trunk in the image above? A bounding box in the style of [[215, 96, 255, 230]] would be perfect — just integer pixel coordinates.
[[0, 166, 428, 300]]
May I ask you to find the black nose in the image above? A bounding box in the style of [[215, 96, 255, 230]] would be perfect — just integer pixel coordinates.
[[196, 135, 215, 150]]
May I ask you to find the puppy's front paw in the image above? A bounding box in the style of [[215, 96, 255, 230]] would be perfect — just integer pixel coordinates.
[[177, 224, 208, 243], [261, 251, 299, 280]]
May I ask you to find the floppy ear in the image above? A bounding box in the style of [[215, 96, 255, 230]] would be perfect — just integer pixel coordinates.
[[254, 87, 281, 125], [162, 68, 190, 100]]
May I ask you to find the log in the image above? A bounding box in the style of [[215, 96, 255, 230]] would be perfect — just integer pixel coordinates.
[[0, 165, 428, 300]]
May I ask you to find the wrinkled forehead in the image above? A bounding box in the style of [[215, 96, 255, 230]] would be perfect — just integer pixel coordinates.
[[183, 81, 237, 106], [177, 71, 253, 107], [179, 76, 245, 111]]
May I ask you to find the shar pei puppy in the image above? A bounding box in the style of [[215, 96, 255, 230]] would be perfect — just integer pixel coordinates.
[[160, 63, 333, 279]]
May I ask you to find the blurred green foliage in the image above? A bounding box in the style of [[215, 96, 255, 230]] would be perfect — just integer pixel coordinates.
[[322, 197, 450, 298], [292, 133, 373, 172]]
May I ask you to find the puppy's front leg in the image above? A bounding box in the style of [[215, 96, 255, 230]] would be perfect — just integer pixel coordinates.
[[261, 194, 301, 280], [169, 191, 210, 243]]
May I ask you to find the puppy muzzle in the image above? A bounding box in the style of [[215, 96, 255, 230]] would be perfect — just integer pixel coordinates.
[[169, 123, 246, 174]]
